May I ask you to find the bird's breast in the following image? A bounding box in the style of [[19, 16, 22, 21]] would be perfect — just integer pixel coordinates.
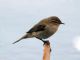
[[36, 26, 58, 39], [33, 24, 59, 39]]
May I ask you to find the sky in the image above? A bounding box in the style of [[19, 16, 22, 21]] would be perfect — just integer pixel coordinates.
[[0, 0, 80, 60]]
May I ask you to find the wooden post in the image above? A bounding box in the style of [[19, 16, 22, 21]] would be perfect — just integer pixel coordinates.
[[43, 41, 51, 60]]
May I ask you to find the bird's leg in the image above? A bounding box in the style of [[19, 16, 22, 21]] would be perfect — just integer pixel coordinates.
[[36, 37, 52, 52], [36, 37, 48, 43], [36, 37, 45, 43]]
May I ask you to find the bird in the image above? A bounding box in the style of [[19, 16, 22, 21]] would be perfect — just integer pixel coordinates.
[[12, 16, 64, 44]]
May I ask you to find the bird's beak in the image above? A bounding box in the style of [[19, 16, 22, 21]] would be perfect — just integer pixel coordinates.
[[60, 22, 65, 24]]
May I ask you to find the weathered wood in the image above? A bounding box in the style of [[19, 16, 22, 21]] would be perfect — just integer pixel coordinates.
[[43, 41, 51, 60]]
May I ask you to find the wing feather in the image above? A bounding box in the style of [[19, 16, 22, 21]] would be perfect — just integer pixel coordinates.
[[27, 24, 46, 33]]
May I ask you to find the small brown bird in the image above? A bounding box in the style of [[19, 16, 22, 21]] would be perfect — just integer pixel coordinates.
[[13, 16, 64, 44]]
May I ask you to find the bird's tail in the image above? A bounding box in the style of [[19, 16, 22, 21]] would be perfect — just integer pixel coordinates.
[[12, 34, 28, 44]]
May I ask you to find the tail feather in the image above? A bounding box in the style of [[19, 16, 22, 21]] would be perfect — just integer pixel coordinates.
[[12, 34, 28, 44], [12, 38, 22, 44]]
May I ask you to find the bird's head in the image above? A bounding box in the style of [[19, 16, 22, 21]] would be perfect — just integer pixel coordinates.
[[48, 16, 64, 25]]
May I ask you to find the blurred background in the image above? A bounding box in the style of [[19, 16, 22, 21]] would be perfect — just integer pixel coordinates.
[[0, 0, 80, 60]]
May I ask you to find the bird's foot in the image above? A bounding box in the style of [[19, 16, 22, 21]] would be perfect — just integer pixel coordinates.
[[42, 40, 52, 52], [42, 40, 50, 45]]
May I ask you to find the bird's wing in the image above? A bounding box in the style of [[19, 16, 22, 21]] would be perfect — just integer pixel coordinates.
[[27, 24, 46, 33]]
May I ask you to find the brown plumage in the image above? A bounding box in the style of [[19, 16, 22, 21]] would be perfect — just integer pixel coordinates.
[[13, 16, 64, 44]]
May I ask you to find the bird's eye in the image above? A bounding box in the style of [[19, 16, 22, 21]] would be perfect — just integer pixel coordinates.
[[51, 20, 56, 22], [50, 20, 58, 23]]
